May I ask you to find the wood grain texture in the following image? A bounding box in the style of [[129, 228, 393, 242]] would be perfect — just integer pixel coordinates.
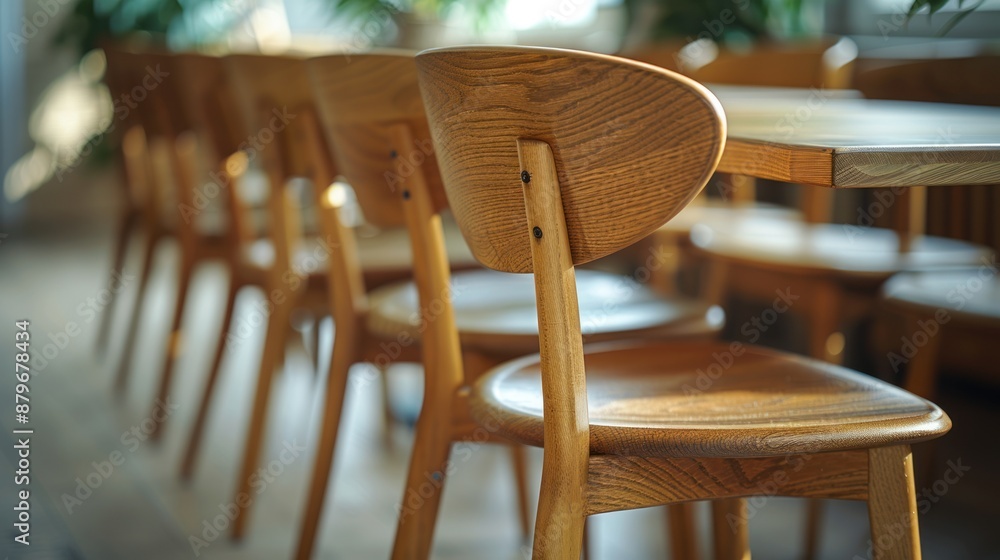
[[415, 46, 726, 273], [586, 451, 869, 515], [517, 138, 589, 560], [867, 446, 921, 560], [711, 86, 1000, 188], [471, 341, 950, 458], [306, 52, 447, 229]]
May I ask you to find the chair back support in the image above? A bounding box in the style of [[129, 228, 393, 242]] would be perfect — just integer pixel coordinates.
[[224, 53, 314, 179], [415, 46, 727, 273], [306, 51, 447, 229], [224, 53, 318, 273]]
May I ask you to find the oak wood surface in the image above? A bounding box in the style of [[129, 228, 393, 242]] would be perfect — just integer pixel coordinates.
[[416, 46, 726, 273], [472, 341, 949, 457], [711, 86, 1000, 188]]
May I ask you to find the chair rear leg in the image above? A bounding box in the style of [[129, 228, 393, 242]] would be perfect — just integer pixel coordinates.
[[867, 445, 920, 560], [294, 322, 359, 560], [712, 499, 749, 560], [668, 503, 699, 560], [97, 210, 136, 357], [150, 260, 194, 440], [114, 231, 158, 392], [180, 276, 240, 479], [230, 298, 292, 539], [390, 405, 455, 560]]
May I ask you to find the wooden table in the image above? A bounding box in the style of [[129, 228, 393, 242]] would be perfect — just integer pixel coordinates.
[[708, 85, 1000, 189]]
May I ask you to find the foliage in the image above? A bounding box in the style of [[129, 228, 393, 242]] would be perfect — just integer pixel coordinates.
[[906, 0, 985, 36]]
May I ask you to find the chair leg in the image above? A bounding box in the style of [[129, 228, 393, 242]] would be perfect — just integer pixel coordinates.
[[712, 499, 749, 560], [114, 231, 158, 392], [96, 210, 136, 357], [150, 260, 194, 441], [867, 446, 920, 560], [230, 298, 292, 539], [379, 365, 395, 447], [390, 405, 455, 560], [294, 321, 359, 560], [179, 276, 240, 479], [802, 499, 823, 560], [802, 281, 842, 560], [582, 516, 591, 560], [510, 444, 533, 538], [668, 503, 699, 560]]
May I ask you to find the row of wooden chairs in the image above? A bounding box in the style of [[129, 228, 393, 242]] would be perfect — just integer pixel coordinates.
[[101, 42, 954, 560]]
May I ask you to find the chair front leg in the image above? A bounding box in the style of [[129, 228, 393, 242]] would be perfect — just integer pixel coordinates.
[[867, 445, 920, 560]]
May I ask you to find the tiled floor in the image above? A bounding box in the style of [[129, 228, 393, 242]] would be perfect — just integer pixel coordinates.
[[0, 167, 998, 559]]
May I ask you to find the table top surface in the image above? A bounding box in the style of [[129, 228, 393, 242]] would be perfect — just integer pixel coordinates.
[[707, 85, 1000, 188]]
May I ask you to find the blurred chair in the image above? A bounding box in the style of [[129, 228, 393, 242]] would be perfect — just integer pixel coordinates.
[[302, 51, 724, 560], [417, 45, 951, 560], [881, 270, 1000, 400], [211, 52, 484, 542], [100, 47, 231, 416]]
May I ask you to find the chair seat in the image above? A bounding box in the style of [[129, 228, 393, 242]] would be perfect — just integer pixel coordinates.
[[690, 217, 992, 279], [471, 341, 950, 457], [240, 222, 477, 276], [658, 200, 801, 235], [368, 269, 723, 356], [883, 269, 1000, 328]]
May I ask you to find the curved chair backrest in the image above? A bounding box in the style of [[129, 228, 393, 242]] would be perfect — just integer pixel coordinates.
[[173, 53, 244, 161], [625, 36, 857, 90], [224, 53, 315, 179], [415, 46, 727, 274], [306, 51, 446, 229]]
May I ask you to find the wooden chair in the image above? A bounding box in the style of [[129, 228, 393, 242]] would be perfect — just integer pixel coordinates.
[[881, 269, 1000, 400], [95, 45, 149, 359], [101, 48, 231, 408], [207, 52, 483, 542], [415, 45, 952, 560], [301, 51, 724, 559]]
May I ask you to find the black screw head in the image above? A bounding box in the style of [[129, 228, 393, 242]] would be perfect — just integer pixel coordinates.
[[533, 226, 542, 239], [390, 150, 398, 159], [520, 170, 531, 183], [402, 190, 410, 200]]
